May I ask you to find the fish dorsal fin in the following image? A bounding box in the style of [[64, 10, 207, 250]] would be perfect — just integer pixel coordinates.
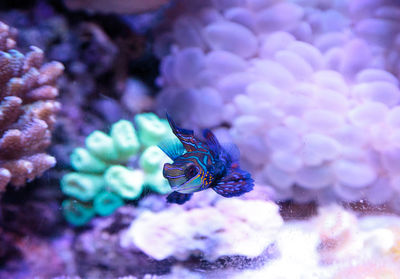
[[212, 168, 254, 197], [203, 129, 221, 156], [166, 113, 198, 152], [158, 137, 186, 160]]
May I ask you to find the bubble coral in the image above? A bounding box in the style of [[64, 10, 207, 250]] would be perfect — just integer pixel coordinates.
[[61, 113, 173, 226], [0, 21, 63, 193], [154, 0, 400, 205]]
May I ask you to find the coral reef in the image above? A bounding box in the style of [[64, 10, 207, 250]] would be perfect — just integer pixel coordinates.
[[72, 206, 175, 278], [70, 203, 400, 279], [154, 0, 400, 205], [120, 198, 283, 261], [3, 1, 400, 278], [0, 2, 154, 168], [61, 113, 173, 226], [0, 233, 72, 279], [149, 206, 400, 279], [0, 180, 73, 279], [0, 20, 63, 192], [71, 193, 281, 278]]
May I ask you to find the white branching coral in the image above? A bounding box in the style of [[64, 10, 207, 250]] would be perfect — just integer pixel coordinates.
[[120, 198, 283, 261], [155, 0, 400, 205]]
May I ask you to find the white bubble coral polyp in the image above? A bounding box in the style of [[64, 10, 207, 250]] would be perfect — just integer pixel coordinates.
[[155, 0, 400, 205]]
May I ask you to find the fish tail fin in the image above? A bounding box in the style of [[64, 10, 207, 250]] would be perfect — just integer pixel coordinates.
[[221, 142, 240, 164], [212, 169, 254, 198], [166, 191, 193, 204]]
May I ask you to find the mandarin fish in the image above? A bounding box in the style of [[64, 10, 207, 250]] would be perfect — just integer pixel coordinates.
[[158, 114, 254, 204]]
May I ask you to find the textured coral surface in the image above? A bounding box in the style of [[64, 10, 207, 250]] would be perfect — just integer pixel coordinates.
[[0, 20, 63, 192], [154, 0, 400, 206], [65, 201, 400, 279], [70, 191, 282, 278], [121, 197, 283, 261], [61, 114, 172, 226]]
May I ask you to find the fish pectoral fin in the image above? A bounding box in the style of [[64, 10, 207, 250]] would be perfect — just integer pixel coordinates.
[[158, 137, 186, 160], [166, 191, 193, 204], [212, 169, 254, 198], [220, 142, 241, 164]]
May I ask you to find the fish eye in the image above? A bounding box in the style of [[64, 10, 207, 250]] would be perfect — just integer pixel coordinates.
[[184, 164, 198, 179]]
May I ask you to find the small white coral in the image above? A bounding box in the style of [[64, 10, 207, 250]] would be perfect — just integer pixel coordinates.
[[315, 205, 362, 264], [120, 198, 283, 261], [315, 205, 400, 265]]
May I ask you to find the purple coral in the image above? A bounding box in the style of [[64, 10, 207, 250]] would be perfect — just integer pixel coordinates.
[[0, 21, 63, 192], [154, 0, 400, 206]]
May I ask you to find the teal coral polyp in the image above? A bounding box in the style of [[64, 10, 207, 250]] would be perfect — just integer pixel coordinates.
[[135, 113, 170, 147], [61, 173, 104, 202], [61, 113, 173, 226], [111, 119, 140, 159], [70, 148, 108, 173], [94, 191, 124, 216], [104, 166, 144, 200], [139, 146, 166, 173], [62, 199, 95, 227]]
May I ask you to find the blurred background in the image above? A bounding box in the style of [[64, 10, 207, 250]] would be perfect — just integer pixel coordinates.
[[1, 0, 400, 278]]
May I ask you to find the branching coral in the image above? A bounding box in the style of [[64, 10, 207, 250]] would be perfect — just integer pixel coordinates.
[[0, 21, 63, 192], [0, 4, 151, 171], [61, 113, 174, 226], [120, 198, 283, 261], [154, 0, 400, 205]]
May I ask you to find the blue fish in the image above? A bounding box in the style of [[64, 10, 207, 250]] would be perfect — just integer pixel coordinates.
[[158, 114, 254, 204]]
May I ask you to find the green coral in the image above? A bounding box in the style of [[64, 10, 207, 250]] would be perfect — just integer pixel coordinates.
[[104, 166, 144, 199], [94, 191, 124, 216], [61, 173, 104, 202], [62, 199, 95, 227], [61, 113, 174, 226]]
